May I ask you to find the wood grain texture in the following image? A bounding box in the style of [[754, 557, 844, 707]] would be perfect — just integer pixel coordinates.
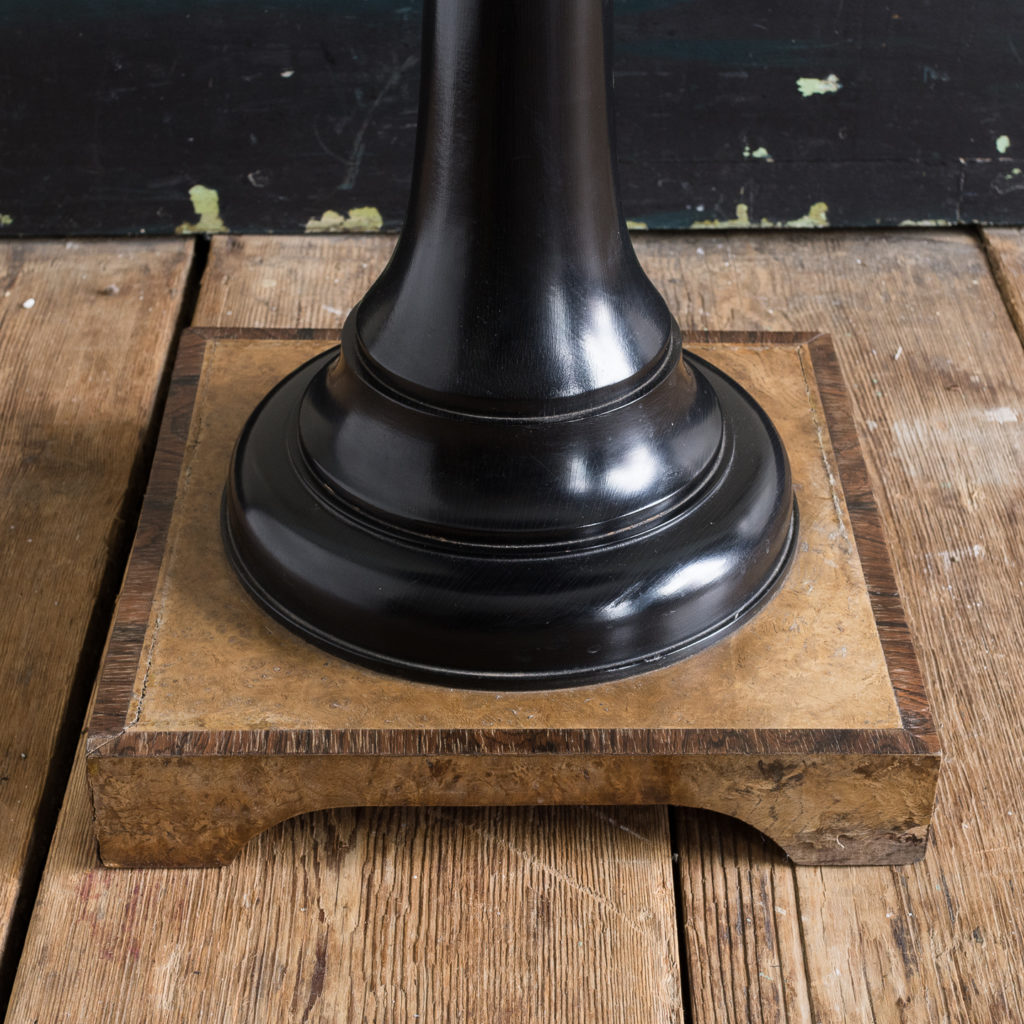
[[97, 336, 899, 736], [83, 329, 936, 868], [982, 227, 1024, 342], [12, 230, 1019, 1021], [18, 742, 682, 1024], [675, 811, 812, 1024], [0, 240, 192, 967], [8, 237, 684, 1023], [641, 230, 1024, 1022]]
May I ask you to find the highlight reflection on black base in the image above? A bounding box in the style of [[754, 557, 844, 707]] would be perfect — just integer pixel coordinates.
[[223, 343, 796, 690], [222, 0, 797, 690]]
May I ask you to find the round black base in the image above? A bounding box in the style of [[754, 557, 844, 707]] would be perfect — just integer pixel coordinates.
[[222, 347, 797, 691]]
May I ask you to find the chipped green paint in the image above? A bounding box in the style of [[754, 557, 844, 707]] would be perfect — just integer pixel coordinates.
[[0, 213, 12, 227], [796, 74, 842, 97], [691, 201, 829, 230], [691, 203, 756, 229], [304, 206, 384, 233], [743, 145, 774, 162], [786, 202, 830, 228], [625, 219, 649, 230], [175, 185, 228, 234], [898, 218, 952, 227], [996, 135, 1011, 154]]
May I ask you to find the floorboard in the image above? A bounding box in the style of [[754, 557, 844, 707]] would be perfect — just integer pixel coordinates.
[[982, 227, 1024, 344], [0, 239, 192, 996], [639, 230, 1024, 1023]]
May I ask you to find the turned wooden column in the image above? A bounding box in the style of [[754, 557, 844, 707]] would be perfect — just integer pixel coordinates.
[[222, 0, 797, 688]]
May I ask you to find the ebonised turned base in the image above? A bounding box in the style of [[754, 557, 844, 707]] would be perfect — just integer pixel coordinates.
[[222, 333, 796, 688], [220, 0, 797, 686]]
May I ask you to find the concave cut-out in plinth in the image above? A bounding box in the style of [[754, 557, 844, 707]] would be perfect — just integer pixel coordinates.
[[221, 0, 797, 688]]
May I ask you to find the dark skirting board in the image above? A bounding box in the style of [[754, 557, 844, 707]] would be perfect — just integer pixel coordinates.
[[0, 1, 1021, 235]]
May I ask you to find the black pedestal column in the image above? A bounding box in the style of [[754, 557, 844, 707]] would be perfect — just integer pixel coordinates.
[[222, 0, 797, 689]]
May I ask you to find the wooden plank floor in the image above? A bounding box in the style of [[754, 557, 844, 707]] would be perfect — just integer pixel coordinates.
[[4, 236, 683, 1024], [0, 240, 194, 998], [652, 230, 1024, 1022], [2, 229, 1023, 1022]]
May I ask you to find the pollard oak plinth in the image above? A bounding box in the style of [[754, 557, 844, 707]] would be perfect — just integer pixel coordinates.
[[86, 327, 939, 868]]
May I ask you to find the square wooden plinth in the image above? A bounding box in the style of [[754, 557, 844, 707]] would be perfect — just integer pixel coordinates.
[[86, 329, 939, 868]]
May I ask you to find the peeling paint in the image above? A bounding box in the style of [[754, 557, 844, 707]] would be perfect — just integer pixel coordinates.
[[899, 218, 952, 226], [691, 201, 829, 230], [786, 202, 830, 228], [625, 219, 649, 230], [304, 206, 383, 233], [997, 134, 1011, 154], [691, 204, 755, 229], [743, 145, 774, 162], [175, 185, 228, 234], [0, 213, 12, 227], [796, 74, 842, 98], [998, 167, 1024, 193]]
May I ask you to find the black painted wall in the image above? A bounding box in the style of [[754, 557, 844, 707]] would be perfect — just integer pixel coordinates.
[[0, 0, 1021, 236]]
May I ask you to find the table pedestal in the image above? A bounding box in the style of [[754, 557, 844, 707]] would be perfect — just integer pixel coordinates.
[[221, 0, 796, 686]]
